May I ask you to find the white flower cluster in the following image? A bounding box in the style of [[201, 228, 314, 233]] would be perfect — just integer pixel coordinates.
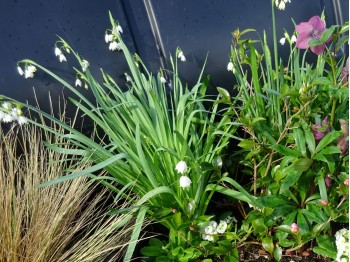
[[275, 0, 291, 10], [105, 24, 123, 51], [279, 31, 297, 46], [0, 102, 27, 125], [335, 228, 349, 262], [54, 47, 67, 62], [201, 216, 236, 242], [17, 65, 37, 79]]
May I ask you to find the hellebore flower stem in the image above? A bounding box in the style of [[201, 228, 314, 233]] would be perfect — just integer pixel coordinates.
[[323, 46, 338, 128]]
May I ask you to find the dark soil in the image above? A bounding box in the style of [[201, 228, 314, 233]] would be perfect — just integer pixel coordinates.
[[238, 245, 331, 262]]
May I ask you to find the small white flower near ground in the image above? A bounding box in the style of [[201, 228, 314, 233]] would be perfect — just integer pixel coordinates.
[[75, 78, 82, 87], [216, 220, 228, 234], [17, 66, 24, 76], [160, 76, 167, 83], [278, 1, 286, 10], [186, 200, 195, 213], [179, 176, 191, 188], [2, 102, 10, 110]]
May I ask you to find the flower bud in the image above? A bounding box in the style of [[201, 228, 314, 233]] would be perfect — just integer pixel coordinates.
[[325, 175, 332, 188], [320, 199, 328, 206], [290, 223, 299, 233], [172, 209, 177, 214], [344, 178, 349, 186], [312, 117, 330, 141]]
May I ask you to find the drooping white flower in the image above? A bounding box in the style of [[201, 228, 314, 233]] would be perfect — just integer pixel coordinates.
[[75, 78, 82, 87], [160, 76, 167, 84], [2, 114, 14, 123], [2, 102, 11, 110], [290, 35, 297, 43], [84, 83, 88, 89], [17, 66, 24, 76], [24, 65, 37, 79], [216, 220, 228, 234], [227, 61, 234, 71], [116, 25, 123, 34], [59, 54, 67, 62], [176, 160, 187, 174], [105, 33, 114, 43], [55, 47, 62, 57], [216, 157, 223, 167], [81, 60, 89, 72], [278, 1, 286, 10], [109, 41, 122, 51], [17, 116, 28, 125], [279, 37, 286, 45], [179, 175, 191, 188], [178, 51, 186, 62]]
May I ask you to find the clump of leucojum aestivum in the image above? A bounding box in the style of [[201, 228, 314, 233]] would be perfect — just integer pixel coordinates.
[[4, 11, 246, 262], [223, 0, 349, 261]]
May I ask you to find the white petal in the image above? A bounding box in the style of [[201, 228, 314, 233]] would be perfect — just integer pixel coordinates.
[[279, 37, 286, 45], [290, 35, 297, 43], [179, 176, 191, 188], [227, 62, 234, 71], [117, 25, 123, 34], [176, 161, 187, 174], [59, 54, 67, 62], [17, 116, 27, 125], [17, 66, 24, 76], [55, 47, 62, 56], [160, 76, 167, 83], [75, 79, 82, 87]]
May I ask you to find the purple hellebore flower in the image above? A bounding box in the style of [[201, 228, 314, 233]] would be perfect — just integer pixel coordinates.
[[295, 16, 330, 55], [312, 117, 330, 141]]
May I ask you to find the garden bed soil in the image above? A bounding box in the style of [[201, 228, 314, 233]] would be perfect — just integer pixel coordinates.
[[238, 245, 331, 262]]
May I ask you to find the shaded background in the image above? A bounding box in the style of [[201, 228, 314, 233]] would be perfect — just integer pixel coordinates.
[[0, 0, 348, 119]]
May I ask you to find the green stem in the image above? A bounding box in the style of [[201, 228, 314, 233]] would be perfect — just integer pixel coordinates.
[[271, 0, 279, 92], [325, 46, 337, 127]]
